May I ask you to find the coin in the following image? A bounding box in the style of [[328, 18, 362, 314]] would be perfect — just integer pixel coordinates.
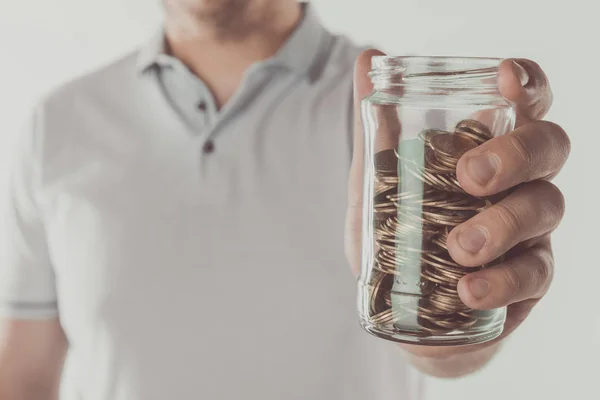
[[369, 269, 394, 314], [425, 252, 463, 268], [374, 204, 397, 214], [454, 119, 493, 147], [426, 172, 465, 194], [374, 149, 399, 175], [424, 147, 456, 174], [434, 284, 458, 296], [371, 308, 404, 325], [418, 128, 448, 145], [429, 133, 478, 160], [454, 127, 489, 145], [423, 207, 474, 220], [418, 318, 452, 334], [431, 228, 450, 250], [374, 181, 397, 196], [455, 119, 492, 138], [375, 175, 400, 186], [389, 191, 431, 206], [367, 120, 501, 335], [420, 270, 449, 286]]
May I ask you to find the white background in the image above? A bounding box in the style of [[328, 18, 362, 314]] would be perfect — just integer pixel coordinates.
[[0, 0, 598, 399]]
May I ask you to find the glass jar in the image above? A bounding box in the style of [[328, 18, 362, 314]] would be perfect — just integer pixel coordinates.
[[357, 56, 516, 346]]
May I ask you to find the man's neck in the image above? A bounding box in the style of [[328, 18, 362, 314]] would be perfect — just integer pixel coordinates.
[[164, 1, 302, 108]]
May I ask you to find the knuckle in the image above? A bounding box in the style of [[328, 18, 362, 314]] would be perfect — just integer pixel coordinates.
[[532, 180, 566, 224], [515, 58, 542, 76], [520, 59, 546, 84], [545, 121, 571, 157], [542, 181, 566, 221], [492, 202, 524, 237], [502, 266, 521, 300], [519, 58, 541, 71], [527, 250, 555, 297], [507, 134, 534, 169]]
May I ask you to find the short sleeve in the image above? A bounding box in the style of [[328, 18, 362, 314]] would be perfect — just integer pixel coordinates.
[[0, 105, 58, 319]]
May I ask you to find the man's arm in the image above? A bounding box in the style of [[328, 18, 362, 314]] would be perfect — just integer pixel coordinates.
[[0, 319, 67, 400]]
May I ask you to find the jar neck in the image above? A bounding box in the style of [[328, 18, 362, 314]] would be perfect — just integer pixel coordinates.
[[369, 56, 502, 100]]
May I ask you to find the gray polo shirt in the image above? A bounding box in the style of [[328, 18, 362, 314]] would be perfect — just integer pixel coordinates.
[[0, 5, 422, 400]]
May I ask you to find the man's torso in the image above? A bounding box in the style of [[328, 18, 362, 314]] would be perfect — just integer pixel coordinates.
[[14, 10, 421, 399]]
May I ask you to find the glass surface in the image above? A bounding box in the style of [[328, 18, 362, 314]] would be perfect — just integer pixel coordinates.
[[357, 57, 516, 346]]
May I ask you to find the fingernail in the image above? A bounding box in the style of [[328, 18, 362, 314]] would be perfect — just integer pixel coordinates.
[[512, 60, 530, 87], [467, 153, 499, 186], [469, 279, 490, 300], [457, 227, 488, 253]]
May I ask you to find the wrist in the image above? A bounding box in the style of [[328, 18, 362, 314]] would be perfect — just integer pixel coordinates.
[[401, 342, 502, 378]]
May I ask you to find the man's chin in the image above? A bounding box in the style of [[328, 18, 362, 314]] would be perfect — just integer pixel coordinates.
[[166, 0, 247, 18]]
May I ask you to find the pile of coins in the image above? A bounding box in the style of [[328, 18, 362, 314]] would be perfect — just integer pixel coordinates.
[[368, 119, 499, 335]]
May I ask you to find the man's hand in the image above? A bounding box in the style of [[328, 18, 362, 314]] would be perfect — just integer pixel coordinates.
[[346, 50, 570, 376]]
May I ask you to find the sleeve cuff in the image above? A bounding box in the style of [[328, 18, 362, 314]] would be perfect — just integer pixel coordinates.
[[0, 300, 59, 319]]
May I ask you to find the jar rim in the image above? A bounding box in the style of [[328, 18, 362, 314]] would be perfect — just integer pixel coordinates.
[[371, 56, 503, 70], [369, 56, 503, 94]]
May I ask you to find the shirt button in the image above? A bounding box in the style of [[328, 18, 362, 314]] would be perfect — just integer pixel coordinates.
[[202, 140, 215, 154], [197, 101, 207, 111]]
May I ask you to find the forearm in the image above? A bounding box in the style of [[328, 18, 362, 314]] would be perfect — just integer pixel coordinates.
[[0, 319, 67, 400], [404, 342, 502, 378], [0, 373, 61, 400]]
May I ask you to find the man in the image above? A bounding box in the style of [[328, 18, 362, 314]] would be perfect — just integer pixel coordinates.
[[0, 1, 569, 399]]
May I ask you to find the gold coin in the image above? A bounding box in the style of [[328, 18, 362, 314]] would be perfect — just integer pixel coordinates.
[[374, 205, 397, 214], [434, 284, 458, 296], [431, 228, 450, 250], [369, 133, 505, 334], [443, 197, 485, 211], [424, 252, 462, 268], [371, 308, 403, 325], [428, 301, 469, 314], [373, 261, 401, 276], [420, 264, 463, 282], [424, 172, 465, 194], [418, 128, 448, 145], [430, 291, 464, 306], [418, 318, 452, 334], [369, 268, 394, 314], [432, 156, 459, 171], [375, 176, 400, 185], [433, 317, 477, 330], [377, 241, 401, 255], [454, 127, 489, 145], [374, 149, 399, 175], [421, 212, 467, 227], [376, 248, 397, 262], [420, 270, 448, 286], [374, 181, 397, 196], [429, 133, 478, 160], [455, 119, 492, 138], [424, 148, 456, 173], [422, 208, 474, 224], [421, 194, 481, 211]]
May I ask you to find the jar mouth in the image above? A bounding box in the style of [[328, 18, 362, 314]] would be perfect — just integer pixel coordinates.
[[370, 56, 502, 92], [371, 56, 502, 70]]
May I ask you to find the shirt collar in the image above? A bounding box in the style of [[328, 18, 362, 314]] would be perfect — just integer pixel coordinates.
[[136, 2, 331, 78]]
